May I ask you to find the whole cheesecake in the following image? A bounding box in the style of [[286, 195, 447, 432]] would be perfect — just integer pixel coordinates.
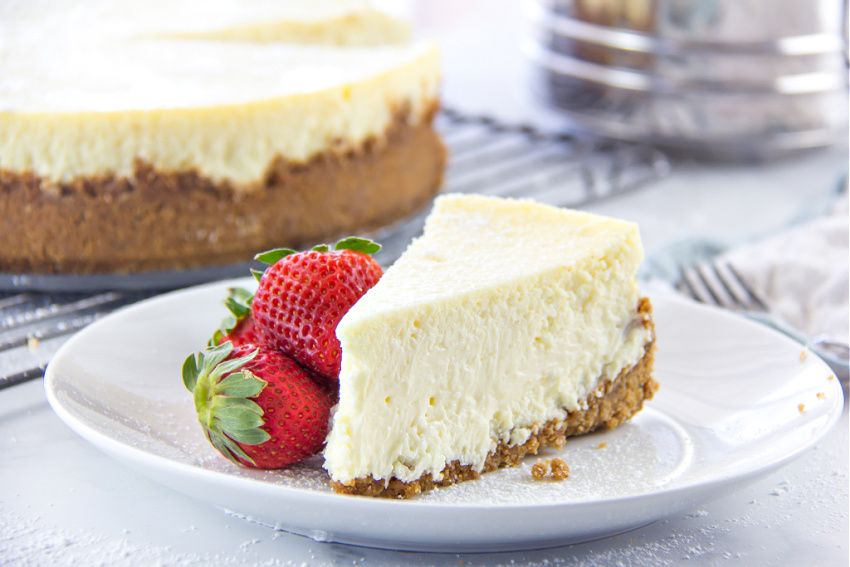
[[324, 194, 658, 498], [0, 0, 444, 274]]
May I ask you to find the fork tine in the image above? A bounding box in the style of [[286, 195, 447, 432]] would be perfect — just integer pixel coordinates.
[[679, 266, 718, 306], [677, 267, 698, 300], [679, 260, 763, 313], [694, 263, 728, 307], [704, 260, 754, 311], [723, 262, 769, 312], [709, 261, 768, 312]]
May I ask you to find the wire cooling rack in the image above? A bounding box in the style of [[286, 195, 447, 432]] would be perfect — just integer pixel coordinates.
[[0, 109, 669, 390]]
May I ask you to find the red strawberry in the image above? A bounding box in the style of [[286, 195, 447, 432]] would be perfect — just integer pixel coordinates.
[[182, 342, 335, 469], [250, 237, 383, 379], [211, 287, 259, 348]]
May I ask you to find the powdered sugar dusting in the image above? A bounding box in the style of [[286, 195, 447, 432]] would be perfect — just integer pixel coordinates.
[[412, 411, 692, 506], [0, 509, 325, 567], [0, 510, 194, 566]]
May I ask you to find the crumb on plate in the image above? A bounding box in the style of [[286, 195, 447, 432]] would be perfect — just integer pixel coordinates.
[[531, 459, 548, 481], [550, 458, 570, 481], [531, 458, 570, 482]]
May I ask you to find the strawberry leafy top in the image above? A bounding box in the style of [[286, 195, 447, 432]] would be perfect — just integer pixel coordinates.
[[182, 342, 268, 466], [251, 237, 381, 282], [253, 236, 381, 267], [210, 287, 254, 347]]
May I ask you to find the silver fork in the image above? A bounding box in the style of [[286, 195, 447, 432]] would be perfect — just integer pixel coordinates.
[[679, 259, 849, 383]]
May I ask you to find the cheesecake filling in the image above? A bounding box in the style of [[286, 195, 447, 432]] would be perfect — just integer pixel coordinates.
[[325, 266, 650, 486], [0, 41, 439, 187]]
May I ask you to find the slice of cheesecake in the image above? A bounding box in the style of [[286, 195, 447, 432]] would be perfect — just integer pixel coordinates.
[[323, 194, 657, 498]]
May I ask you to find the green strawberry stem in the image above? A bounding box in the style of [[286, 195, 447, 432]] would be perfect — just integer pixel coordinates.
[[333, 237, 381, 254], [210, 287, 254, 346], [253, 236, 381, 266], [222, 287, 253, 319], [254, 248, 297, 265], [182, 342, 270, 465]]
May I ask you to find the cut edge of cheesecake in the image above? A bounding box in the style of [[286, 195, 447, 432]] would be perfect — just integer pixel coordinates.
[[330, 297, 658, 499]]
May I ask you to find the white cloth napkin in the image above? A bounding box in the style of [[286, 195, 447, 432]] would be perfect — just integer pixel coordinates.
[[720, 190, 849, 344]]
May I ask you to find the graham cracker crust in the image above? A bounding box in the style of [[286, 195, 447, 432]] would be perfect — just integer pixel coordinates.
[[0, 105, 445, 274], [331, 297, 658, 499]]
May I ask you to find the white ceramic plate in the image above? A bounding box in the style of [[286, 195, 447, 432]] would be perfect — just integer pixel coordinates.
[[44, 279, 844, 552]]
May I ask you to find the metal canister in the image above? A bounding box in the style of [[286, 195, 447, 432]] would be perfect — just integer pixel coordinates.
[[523, 0, 849, 159]]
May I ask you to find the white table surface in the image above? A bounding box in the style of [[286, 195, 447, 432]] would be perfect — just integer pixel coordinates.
[[2, 1, 848, 565]]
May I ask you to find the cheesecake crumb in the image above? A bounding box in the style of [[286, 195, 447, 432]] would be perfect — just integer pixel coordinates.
[[799, 348, 809, 362], [549, 458, 570, 481], [26, 336, 40, 351], [597, 441, 607, 449], [828, 374, 836, 380], [531, 459, 549, 480], [798, 403, 805, 413], [531, 458, 570, 481], [817, 392, 826, 399]]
